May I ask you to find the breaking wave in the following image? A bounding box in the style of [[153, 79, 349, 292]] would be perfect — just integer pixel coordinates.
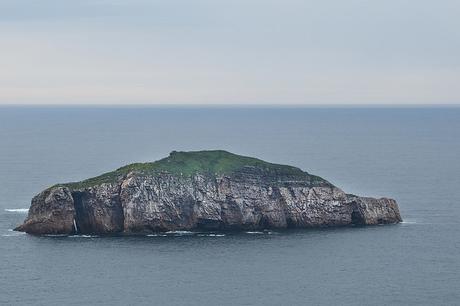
[[245, 231, 277, 235], [197, 233, 226, 237], [2, 229, 26, 237], [165, 230, 194, 235], [68, 235, 99, 238], [4, 208, 29, 213]]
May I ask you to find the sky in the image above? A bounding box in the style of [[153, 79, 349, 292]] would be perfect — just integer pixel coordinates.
[[0, 0, 459, 105]]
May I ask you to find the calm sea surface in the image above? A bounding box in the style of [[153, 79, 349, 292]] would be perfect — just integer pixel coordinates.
[[1, 107, 459, 305]]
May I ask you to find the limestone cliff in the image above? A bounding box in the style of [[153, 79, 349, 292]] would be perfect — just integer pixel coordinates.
[[15, 150, 402, 235]]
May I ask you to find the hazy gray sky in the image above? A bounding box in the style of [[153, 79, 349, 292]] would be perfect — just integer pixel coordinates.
[[1, 0, 459, 105]]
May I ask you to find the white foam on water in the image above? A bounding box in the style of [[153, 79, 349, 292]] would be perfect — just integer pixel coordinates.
[[4, 208, 29, 213], [2, 229, 26, 237], [147, 234, 167, 237], [165, 230, 194, 235], [197, 233, 226, 237], [401, 219, 417, 224], [69, 235, 98, 238], [245, 231, 265, 234]]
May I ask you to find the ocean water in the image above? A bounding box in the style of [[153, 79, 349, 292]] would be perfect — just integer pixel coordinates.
[[0, 106, 459, 305]]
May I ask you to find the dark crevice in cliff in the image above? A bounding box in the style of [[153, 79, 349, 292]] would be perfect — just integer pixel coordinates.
[[350, 203, 366, 225], [71, 184, 125, 235], [71, 191, 85, 234], [351, 211, 365, 225], [116, 182, 125, 233], [196, 217, 222, 230], [286, 217, 297, 228], [258, 216, 271, 229]]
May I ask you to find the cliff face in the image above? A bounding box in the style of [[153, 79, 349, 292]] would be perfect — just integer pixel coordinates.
[[15, 151, 402, 235], [15, 187, 75, 235]]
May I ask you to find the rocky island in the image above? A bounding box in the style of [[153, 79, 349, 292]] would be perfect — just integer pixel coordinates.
[[15, 150, 402, 235]]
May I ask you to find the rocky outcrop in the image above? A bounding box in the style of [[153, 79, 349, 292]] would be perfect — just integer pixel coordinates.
[[15, 150, 402, 235], [15, 187, 75, 235]]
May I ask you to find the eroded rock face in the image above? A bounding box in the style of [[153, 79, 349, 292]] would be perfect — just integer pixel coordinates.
[[348, 196, 402, 225], [15, 187, 76, 235], [16, 166, 402, 235], [72, 183, 124, 234]]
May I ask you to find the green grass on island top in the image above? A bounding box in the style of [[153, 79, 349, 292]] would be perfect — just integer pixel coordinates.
[[60, 150, 328, 190]]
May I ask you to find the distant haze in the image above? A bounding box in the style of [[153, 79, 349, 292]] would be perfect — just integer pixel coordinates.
[[1, 0, 459, 105]]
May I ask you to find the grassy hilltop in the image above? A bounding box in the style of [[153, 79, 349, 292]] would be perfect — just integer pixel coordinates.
[[61, 150, 327, 190]]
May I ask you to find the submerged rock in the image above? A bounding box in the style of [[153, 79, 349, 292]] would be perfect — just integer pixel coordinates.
[[15, 150, 402, 235]]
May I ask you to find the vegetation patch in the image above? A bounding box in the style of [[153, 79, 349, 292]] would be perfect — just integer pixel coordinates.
[[58, 150, 328, 190]]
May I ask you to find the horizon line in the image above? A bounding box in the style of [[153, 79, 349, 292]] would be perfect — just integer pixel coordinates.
[[0, 103, 459, 108]]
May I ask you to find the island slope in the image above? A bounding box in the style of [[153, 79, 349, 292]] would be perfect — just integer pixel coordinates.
[[15, 150, 402, 235]]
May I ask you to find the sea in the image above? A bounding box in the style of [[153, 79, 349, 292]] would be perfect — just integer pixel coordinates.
[[0, 106, 459, 305]]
